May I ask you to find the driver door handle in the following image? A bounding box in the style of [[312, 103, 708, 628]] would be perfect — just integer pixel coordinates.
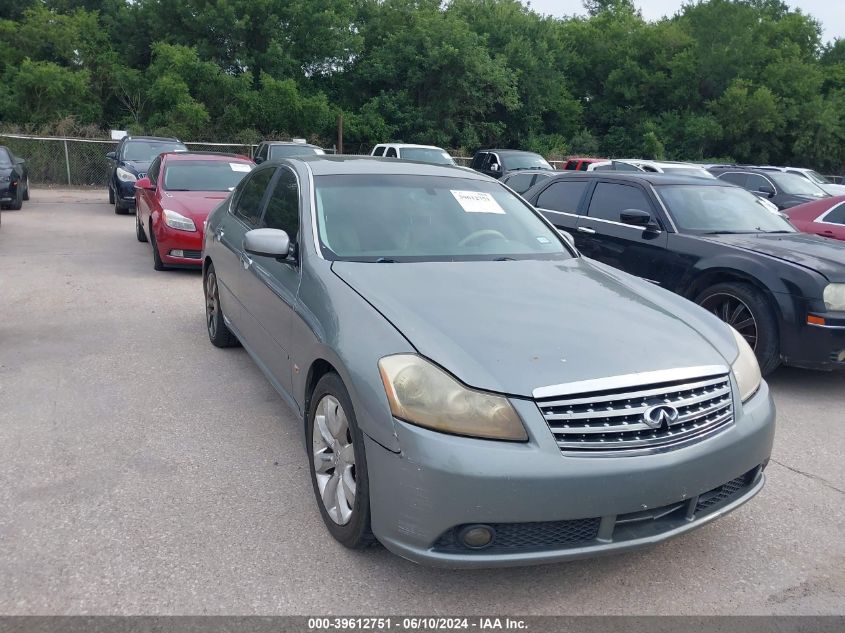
[[577, 226, 596, 235]]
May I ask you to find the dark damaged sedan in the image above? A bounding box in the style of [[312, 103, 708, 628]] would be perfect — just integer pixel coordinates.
[[202, 156, 774, 568], [525, 172, 845, 374]]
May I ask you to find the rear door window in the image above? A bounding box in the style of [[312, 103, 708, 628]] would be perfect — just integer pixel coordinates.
[[587, 182, 653, 223], [718, 172, 748, 187], [372, 146, 385, 157], [746, 173, 775, 193], [385, 147, 397, 158], [536, 181, 589, 214], [822, 203, 845, 225], [471, 152, 487, 169]]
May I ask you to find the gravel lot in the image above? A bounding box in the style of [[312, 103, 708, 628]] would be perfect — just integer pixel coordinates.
[[0, 190, 843, 615]]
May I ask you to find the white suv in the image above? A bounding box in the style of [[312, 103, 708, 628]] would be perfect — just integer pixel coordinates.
[[370, 143, 455, 166]]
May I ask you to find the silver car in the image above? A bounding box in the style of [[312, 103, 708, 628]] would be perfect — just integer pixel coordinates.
[[201, 156, 775, 568]]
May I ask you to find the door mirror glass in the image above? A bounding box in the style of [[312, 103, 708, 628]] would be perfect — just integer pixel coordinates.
[[244, 228, 291, 258], [757, 185, 775, 197], [619, 208, 653, 227], [134, 177, 154, 190], [489, 163, 501, 172], [106, 151, 117, 160]]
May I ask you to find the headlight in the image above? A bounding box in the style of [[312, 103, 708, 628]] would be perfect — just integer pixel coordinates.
[[823, 284, 845, 311], [729, 327, 762, 402], [378, 354, 527, 441], [163, 209, 196, 232], [116, 167, 137, 182]]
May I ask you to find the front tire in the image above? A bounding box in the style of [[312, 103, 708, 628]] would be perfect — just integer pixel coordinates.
[[22, 177, 29, 201], [114, 197, 125, 215], [8, 182, 22, 210], [203, 263, 238, 347], [149, 223, 166, 271], [136, 213, 147, 242], [108, 184, 115, 205], [695, 281, 780, 375], [307, 373, 376, 549]]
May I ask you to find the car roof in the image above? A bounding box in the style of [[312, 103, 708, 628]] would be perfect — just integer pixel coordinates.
[[539, 172, 724, 186], [123, 136, 182, 143], [279, 155, 488, 178], [160, 151, 252, 162], [503, 169, 556, 176], [263, 141, 323, 148], [477, 149, 543, 156], [375, 143, 446, 149]]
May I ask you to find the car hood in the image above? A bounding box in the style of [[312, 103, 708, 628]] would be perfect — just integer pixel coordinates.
[[332, 259, 735, 397], [161, 191, 230, 222], [123, 160, 151, 174], [699, 233, 845, 282], [820, 183, 845, 196]]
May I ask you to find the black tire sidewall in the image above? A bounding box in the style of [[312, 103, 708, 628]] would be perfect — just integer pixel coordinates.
[[306, 373, 374, 549], [9, 183, 22, 210], [695, 282, 780, 375], [136, 214, 147, 242]]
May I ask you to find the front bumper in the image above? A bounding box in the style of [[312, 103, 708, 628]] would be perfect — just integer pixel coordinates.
[[0, 181, 16, 202], [365, 381, 775, 568], [782, 312, 845, 370], [154, 224, 204, 267], [115, 178, 138, 207]]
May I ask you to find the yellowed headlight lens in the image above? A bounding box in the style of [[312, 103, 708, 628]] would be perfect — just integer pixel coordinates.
[[378, 354, 527, 441]]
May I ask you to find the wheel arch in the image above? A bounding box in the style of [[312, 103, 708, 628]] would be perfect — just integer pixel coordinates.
[[684, 267, 784, 322]]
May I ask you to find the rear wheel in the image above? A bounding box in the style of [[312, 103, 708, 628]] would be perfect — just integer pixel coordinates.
[[307, 373, 376, 549], [204, 263, 238, 347], [695, 281, 780, 375], [136, 213, 147, 242]]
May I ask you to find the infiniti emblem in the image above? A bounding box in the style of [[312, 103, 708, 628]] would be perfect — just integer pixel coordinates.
[[643, 404, 679, 429]]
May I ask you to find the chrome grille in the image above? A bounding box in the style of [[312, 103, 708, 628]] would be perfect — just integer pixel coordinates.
[[536, 372, 734, 454]]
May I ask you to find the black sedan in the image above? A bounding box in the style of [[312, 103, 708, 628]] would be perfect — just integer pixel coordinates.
[[524, 172, 845, 374], [708, 166, 829, 210], [0, 145, 29, 217]]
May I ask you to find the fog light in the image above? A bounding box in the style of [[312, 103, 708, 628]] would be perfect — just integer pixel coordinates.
[[170, 249, 184, 257], [837, 350, 845, 363], [459, 524, 495, 549]]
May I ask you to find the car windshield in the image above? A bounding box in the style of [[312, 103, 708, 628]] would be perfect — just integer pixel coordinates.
[[313, 174, 570, 262], [122, 141, 187, 162], [769, 172, 827, 197], [656, 185, 796, 234], [504, 153, 553, 171], [163, 160, 253, 191], [805, 170, 831, 185], [400, 148, 455, 165], [0, 148, 12, 166], [269, 145, 324, 158]]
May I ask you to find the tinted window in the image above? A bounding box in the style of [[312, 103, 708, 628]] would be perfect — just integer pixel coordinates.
[[163, 160, 253, 191], [313, 175, 569, 261], [121, 140, 187, 162], [537, 181, 589, 213], [769, 172, 827, 197], [563, 160, 577, 171], [269, 144, 324, 158], [823, 202, 845, 225], [385, 147, 398, 158], [471, 153, 487, 169], [503, 173, 535, 194], [234, 168, 274, 227], [501, 153, 552, 171], [746, 174, 773, 192], [148, 157, 162, 184], [262, 168, 299, 239], [587, 182, 653, 222], [372, 146, 385, 157], [400, 148, 454, 165], [577, 162, 589, 171], [718, 172, 747, 186]]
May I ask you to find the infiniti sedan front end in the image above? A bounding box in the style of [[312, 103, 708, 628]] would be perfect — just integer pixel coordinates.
[[201, 156, 775, 568]]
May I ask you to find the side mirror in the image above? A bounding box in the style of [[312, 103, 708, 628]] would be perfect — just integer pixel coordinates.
[[244, 228, 292, 259], [557, 229, 576, 250], [620, 208, 654, 227], [254, 156, 264, 164], [135, 177, 154, 190], [757, 185, 775, 197], [106, 151, 117, 160], [489, 163, 501, 172]]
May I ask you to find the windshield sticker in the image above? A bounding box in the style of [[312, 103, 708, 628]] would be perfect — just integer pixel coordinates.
[[230, 163, 252, 172], [536, 236, 551, 244], [451, 190, 505, 214]]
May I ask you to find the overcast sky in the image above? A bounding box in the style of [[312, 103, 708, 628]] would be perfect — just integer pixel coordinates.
[[527, 0, 843, 43]]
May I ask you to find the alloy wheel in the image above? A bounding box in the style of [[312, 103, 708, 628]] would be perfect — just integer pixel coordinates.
[[700, 292, 758, 350], [205, 271, 219, 339], [311, 395, 356, 525]]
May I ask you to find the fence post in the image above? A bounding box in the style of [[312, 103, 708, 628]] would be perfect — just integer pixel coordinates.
[[63, 139, 72, 186]]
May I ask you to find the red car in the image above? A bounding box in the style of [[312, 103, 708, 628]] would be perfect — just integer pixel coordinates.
[[560, 157, 607, 171], [784, 195, 845, 242], [134, 152, 254, 270]]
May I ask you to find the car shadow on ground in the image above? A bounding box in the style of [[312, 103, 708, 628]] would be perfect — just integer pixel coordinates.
[[766, 365, 845, 391]]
